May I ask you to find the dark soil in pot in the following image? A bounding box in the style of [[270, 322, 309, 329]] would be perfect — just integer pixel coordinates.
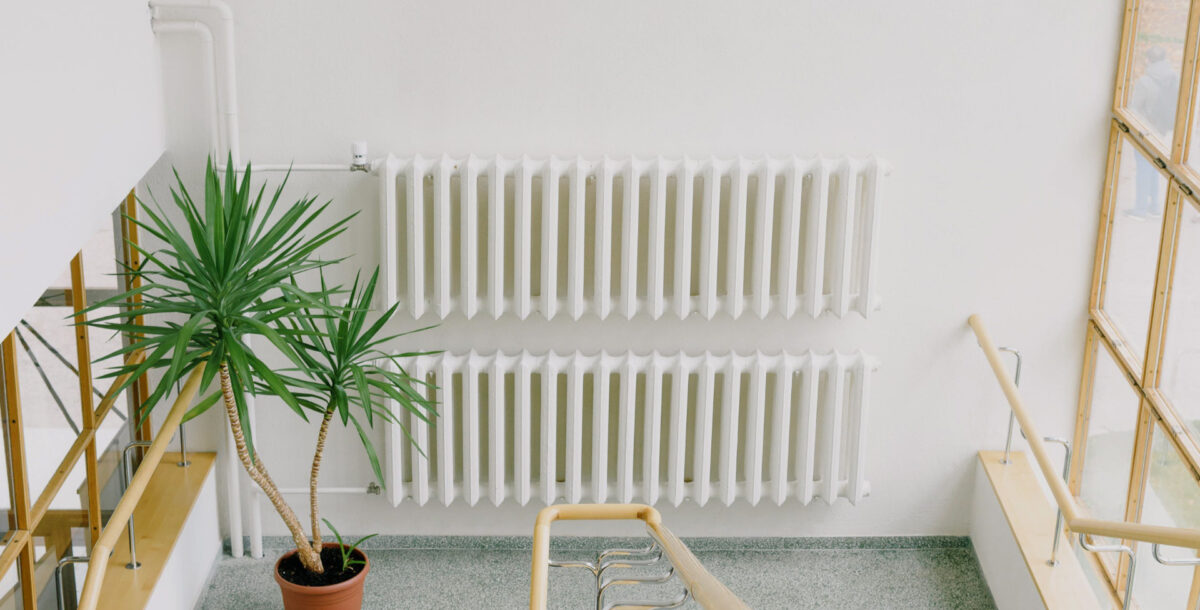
[[277, 546, 366, 587]]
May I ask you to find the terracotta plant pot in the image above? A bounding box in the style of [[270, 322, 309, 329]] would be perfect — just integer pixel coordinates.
[[274, 544, 370, 610]]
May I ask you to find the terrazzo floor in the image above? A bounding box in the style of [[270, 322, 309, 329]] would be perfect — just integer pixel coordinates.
[[199, 536, 996, 609]]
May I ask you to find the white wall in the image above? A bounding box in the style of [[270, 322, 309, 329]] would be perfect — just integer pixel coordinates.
[[0, 1, 166, 336], [157, 0, 1123, 539]]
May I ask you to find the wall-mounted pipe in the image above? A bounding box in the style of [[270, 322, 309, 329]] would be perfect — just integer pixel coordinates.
[[149, 20, 220, 156], [151, 0, 380, 174], [150, 0, 240, 164]]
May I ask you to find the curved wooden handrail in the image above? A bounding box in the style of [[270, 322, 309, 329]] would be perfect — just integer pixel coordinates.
[[530, 503, 748, 610], [76, 362, 205, 610], [969, 314, 1200, 549]]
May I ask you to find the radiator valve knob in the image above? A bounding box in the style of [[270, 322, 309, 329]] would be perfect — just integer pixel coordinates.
[[351, 141, 370, 172]]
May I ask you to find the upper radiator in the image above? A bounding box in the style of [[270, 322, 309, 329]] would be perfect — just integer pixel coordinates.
[[384, 349, 876, 508], [378, 155, 887, 320]]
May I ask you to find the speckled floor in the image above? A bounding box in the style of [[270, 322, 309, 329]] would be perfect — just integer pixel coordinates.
[[199, 536, 995, 609]]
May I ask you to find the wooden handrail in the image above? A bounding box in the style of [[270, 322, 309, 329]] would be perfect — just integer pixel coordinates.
[[969, 314, 1200, 549], [530, 503, 748, 610], [76, 362, 205, 610], [28, 350, 145, 530]]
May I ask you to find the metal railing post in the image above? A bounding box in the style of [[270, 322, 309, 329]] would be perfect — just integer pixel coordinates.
[[174, 381, 190, 467], [176, 421, 191, 467], [55, 555, 90, 610], [1151, 543, 1200, 566], [996, 347, 1023, 465], [120, 441, 152, 569], [991, 345, 1071, 566], [1079, 534, 1136, 610], [1042, 437, 1071, 566]]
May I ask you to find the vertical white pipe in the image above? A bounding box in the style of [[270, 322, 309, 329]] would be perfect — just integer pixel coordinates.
[[149, 21, 220, 156], [223, 420, 243, 557], [150, 0, 240, 164], [247, 389, 263, 558]]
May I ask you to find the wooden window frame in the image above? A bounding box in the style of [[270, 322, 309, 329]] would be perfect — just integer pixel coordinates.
[[1073, 0, 1200, 603]]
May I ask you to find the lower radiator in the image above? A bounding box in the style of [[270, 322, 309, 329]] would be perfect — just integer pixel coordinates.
[[385, 349, 876, 508]]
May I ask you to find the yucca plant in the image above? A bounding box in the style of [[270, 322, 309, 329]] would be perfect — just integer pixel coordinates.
[[84, 157, 433, 574], [267, 269, 434, 562]]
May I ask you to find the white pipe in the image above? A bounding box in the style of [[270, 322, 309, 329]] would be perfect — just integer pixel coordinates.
[[150, 20, 220, 157], [223, 421, 244, 557], [151, 0, 380, 173], [219, 158, 387, 174], [246, 387, 264, 558], [248, 495, 263, 558], [150, 0, 240, 164], [274, 487, 378, 495]]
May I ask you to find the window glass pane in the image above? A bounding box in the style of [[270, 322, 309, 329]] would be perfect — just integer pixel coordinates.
[[0, 562, 23, 609], [1127, 0, 1188, 149], [1078, 337, 1141, 545], [1131, 423, 1199, 608], [1161, 199, 1200, 446], [1103, 138, 1168, 365]]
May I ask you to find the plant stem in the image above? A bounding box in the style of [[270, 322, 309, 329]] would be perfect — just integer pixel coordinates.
[[219, 363, 324, 573], [309, 406, 335, 552]]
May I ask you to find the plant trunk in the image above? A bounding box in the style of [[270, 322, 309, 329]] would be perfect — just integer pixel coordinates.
[[309, 407, 335, 552], [218, 363, 325, 573]]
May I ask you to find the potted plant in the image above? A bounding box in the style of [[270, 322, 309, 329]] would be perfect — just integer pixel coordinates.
[[85, 158, 434, 609]]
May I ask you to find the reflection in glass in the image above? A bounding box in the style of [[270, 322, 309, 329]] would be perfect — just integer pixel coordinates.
[[1127, 0, 1188, 148], [1132, 423, 1200, 608], [1103, 138, 1168, 365], [1078, 338, 1140, 551], [1161, 200, 1200, 446]]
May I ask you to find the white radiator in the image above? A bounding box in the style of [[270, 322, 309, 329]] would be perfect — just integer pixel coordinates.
[[378, 155, 886, 320], [384, 349, 875, 508]]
